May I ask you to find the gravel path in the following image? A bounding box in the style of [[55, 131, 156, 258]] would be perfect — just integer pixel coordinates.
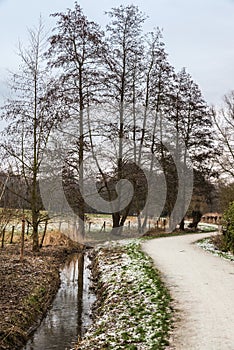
[[142, 233, 234, 350]]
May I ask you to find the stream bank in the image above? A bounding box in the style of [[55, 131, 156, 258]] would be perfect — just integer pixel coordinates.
[[1, 238, 174, 350], [0, 241, 82, 350], [76, 241, 173, 350], [23, 252, 96, 350]]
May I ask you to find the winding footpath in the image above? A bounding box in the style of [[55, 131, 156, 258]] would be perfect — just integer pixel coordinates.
[[142, 232, 234, 350]]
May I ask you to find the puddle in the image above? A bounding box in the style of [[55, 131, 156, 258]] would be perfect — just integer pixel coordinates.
[[23, 253, 95, 350]]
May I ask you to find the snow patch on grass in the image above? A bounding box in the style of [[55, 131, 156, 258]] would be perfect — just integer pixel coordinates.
[[76, 241, 173, 350], [196, 238, 234, 262]]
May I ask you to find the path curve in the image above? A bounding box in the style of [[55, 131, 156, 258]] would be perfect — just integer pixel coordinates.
[[142, 233, 234, 350]]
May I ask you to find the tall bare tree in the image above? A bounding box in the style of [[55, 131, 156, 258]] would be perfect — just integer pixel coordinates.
[[138, 29, 174, 231], [103, 5, 146, 233], [212, 91, 234, 179], [167, 68, 214, 229], [1, 20, 59, 251], [46, 2, 105, 239]]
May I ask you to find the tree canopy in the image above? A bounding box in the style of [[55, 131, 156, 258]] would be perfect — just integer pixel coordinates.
[[0, 3, 218, 247]]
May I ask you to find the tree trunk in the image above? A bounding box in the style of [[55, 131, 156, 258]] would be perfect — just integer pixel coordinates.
[[112, 212, 120, 229], [10, 226, 15, 244], [179, 217, 185, 231], [1, 228, 5, 249], [32, 208, 39, 252], [137, 212, 143, 234], [78, 66, 85, 240]]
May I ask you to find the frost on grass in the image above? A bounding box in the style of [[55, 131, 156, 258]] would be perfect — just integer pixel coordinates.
[[76, 241, 173, 350], [196, 238, 234, 262]]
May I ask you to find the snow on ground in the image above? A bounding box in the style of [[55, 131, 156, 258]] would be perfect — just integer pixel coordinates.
[[196, 237, 234, 262], [75, 241, 173, 350]]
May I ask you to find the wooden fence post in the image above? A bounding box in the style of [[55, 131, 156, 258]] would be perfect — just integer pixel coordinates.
[[26, 221, 30, 235], [100, 221, 106, 233], [163, 219, 166, 231], [40, 219, 48, 248], [1, 228, 5, 249], [59, 220, 62, 231], [20, 216, 25, 261], [10, 226, 15, 244]]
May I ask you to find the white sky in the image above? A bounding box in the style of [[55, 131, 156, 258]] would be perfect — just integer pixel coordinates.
[[0, 0, 234, 105]]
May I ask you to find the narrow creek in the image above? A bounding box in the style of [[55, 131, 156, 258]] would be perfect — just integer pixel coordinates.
[[23, 252, 96, 350]]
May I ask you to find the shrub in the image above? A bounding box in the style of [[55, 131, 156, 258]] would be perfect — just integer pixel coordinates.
[[222, 201, 234, 253]]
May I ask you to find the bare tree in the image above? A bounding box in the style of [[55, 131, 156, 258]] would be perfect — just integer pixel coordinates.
[[47, 2, 104, 239], [212, 91, 234, 179], [167, 68, 214, 229], [40, 4, 215, 238], [138, 29, 174, 232], [1, 20, 59, 251], [102, 5, 146, 233]]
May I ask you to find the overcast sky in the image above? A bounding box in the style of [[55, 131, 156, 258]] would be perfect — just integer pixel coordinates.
[[0, 0, 234, 105]]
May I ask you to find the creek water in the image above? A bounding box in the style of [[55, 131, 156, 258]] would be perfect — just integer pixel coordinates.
[[23, 253, 95, 350]]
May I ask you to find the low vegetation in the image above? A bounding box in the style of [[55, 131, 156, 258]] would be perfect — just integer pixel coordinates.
[[76, 241, 173, 350], [222, 201, 234, 253], [196, 236, 234, 262], [142, 223, 217, 240]]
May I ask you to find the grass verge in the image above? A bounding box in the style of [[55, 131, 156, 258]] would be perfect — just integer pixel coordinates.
[[76, 241, 173, 350], [196, 236, 234, 262], [142, 223, 217, 241]]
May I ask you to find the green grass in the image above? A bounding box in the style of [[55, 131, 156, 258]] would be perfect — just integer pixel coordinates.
[[77, 241, 173, 350], [86, 213, 113, 219], [196, 237, 234, 262]]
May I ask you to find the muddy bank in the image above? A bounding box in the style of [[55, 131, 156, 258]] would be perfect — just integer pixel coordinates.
[[0, 241, 82, 350]]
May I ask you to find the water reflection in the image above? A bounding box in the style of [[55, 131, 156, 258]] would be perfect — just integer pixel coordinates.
[[23, 253, 95, 350], [77, 254, 84, 341]]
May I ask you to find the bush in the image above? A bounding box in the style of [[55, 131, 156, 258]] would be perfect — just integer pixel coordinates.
[[223, 201, 234, 253]]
